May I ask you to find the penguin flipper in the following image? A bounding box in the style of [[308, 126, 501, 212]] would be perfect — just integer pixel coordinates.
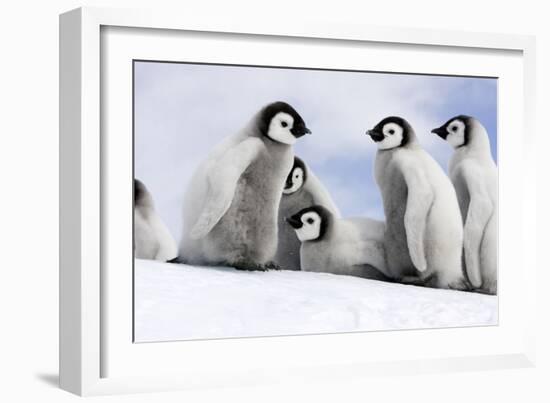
[[462, 165, 493, 288], [402, 164, 434, 273], [190, 137, 264, 239]]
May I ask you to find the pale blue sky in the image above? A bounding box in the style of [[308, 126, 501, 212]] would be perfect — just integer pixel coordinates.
[[134, 61, 497, 242]]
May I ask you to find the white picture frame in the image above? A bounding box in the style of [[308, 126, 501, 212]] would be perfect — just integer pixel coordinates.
[[59, 6, 537, 396]]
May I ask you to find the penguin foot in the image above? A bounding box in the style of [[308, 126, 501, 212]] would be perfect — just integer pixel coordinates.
[[232, 261, 268, 271], [482, 279, 497, 295], [471, 282, 497, 296], [399, 274, 434, 287], [232, 260, 281, 271], [446, 279, 472, 292], [264, 261, 282, 271], [166, 256, 187, 264]]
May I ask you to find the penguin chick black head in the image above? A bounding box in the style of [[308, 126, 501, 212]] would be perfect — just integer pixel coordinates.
[[366, 116, 415, 150], [431, 115, 474, 148], [283, 156, 308, 195], [259, 101, 312, 145], [286, 205, 332, 242], [134, 178, 153, 208]]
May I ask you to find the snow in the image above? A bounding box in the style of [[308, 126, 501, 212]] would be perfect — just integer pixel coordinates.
[[135, 259, 498, 342]]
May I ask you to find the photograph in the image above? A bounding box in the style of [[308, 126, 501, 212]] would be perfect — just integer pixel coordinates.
[[133, 60, 498, 343]]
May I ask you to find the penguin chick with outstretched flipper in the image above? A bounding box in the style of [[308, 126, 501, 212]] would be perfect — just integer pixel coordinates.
[[366, 117, 467, 290], [432, 115, 497, 294], [134, 179, 178, 261], [287, 205, 390, 281], [275, 156, 340, 271], [179, 102, 311, 271]]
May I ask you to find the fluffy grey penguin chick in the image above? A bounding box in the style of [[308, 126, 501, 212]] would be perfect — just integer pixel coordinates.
[[432, 115, 497, 294], [286, 205, 389, 280], [274, 156, 341, 271], [179, 101, 311, 270], [366, 117, 467, 290], [134, 179, 178, 261]]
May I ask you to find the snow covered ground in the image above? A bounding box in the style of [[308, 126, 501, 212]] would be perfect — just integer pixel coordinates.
[[135, 259, 498, 342]]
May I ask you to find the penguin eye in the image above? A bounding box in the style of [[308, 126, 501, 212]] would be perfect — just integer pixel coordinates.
[[306, 218, 314, 224], [388, 129, 395, 135], [451, 126, 457, 132], [281, 121, 288, 128]]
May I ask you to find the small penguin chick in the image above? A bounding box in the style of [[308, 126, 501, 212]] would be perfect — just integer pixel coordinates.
[[432, 115, 497, 294], [365, 116, 467, 291], [274, 156, 341, 271], [286, 205, 390, 281], [179, 101, 311, 271], [134, 179, 178, 261]]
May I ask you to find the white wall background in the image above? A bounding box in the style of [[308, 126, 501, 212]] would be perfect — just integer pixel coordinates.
[[0, 0, 548, 402]]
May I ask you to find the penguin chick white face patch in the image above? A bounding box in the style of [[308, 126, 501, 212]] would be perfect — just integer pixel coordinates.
[[267, 112, 296, 145], [446, 119, 466, 148], [283, 167, 304, 194], [376, 123, 404, 150], [295, 212, 322, 242]]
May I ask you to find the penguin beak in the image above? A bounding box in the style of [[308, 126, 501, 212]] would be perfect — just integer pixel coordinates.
[[285, 216, 303, 229], [291, 126, 312, 138], [431, 126, 448, 139], [366, 129, 384, 142]]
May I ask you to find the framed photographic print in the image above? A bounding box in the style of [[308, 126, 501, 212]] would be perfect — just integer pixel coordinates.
[[60, 7, 537, 396]]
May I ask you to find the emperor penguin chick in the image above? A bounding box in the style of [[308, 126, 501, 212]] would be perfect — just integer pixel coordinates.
[[179, 101, 311, 270], [134, 179, 178, 261], [366, 117, 466, 290], [432, 115, 497, 294], [286, 205, 390, 281], [274, 156, 341, 271]]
